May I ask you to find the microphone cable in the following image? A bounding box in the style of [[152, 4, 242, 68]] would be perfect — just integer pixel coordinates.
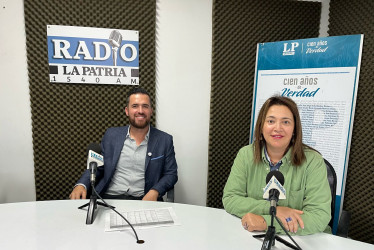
[[91, 185, 145, 244], [274, 215, 302, 250]]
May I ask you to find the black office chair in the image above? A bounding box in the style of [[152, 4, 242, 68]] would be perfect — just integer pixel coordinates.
[[324, 158, 336, 229], [165, 187, 175, 202], [324, 158, 351, 237]]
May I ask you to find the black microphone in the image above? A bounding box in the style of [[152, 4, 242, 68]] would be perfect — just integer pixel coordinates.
[[89, 162, 98, 185], [263, 171, 286, 215], [86, 143, 101, 156], [86, 143, 103, 185], [82, 143, 144, 243], [255, 172, 301, 250]]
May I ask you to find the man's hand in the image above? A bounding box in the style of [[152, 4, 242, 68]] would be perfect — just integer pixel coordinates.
[[69, 185, 87, 199], [241, 213, 267, 232], [142, 189, 159, 201]]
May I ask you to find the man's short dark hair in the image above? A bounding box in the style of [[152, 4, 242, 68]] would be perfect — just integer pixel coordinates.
[[126, 87, 153, 107]]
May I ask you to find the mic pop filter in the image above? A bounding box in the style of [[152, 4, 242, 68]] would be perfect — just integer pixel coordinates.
[[87, 143, 101, 155], [266, 171, 285, 186]]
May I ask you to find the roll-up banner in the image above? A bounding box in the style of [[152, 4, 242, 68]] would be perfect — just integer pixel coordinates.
[[250, 34, 364, 234]]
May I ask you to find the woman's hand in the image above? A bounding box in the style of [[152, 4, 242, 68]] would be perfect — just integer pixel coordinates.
[[276, 206, 304, 233], [241, 213, 267, 232]]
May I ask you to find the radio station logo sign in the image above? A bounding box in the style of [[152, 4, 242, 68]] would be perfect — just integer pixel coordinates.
[[47, 25, 139, 85]]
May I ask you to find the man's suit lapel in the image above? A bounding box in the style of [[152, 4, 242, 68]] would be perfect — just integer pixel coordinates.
[[112, 126, 128, 167], [145, 126, 159, 171]]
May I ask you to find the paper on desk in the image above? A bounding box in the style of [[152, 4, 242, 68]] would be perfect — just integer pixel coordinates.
[[105, 207, 180, 232]]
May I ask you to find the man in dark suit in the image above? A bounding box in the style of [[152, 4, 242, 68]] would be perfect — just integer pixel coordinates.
[[69, 88, 178, 201]]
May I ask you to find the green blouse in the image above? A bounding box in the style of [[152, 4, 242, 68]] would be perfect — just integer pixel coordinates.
[[222, 144, 331, 235]]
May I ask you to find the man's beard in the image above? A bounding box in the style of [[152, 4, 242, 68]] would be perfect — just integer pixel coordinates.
[[129, 116, 150, 129]]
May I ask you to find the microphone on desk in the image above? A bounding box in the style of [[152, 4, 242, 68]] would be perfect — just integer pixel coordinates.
[[263, 171, 286, 215], [80, 144, 144, 244], [86, 143, 104, 185], [254, 172, 301, 250]]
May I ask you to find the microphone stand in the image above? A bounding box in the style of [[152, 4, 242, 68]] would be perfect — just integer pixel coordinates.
[[77, 186, 144, 244], [78, 183, 115, 224], [253, 205, 302, 250]]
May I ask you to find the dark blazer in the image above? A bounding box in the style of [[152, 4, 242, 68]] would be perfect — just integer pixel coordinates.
[[77, 126, 178, 198]]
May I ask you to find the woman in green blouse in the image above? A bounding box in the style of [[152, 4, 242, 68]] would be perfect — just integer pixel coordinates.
[[222, 96, 331, 235]]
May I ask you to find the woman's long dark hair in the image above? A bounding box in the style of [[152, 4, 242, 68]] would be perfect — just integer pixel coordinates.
[[253, 96, 306, 166]]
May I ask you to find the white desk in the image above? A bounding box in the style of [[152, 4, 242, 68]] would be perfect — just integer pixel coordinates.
[[0, 200, 372, 250]]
